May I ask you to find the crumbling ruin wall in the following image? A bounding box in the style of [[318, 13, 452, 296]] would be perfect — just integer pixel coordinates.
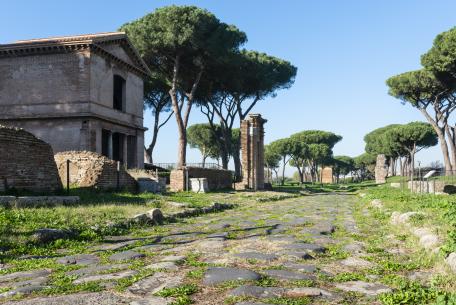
[[321, 167, 334, 184], [170, 167, 232, 192], [54, 151, 137, 191], [0, 125, 62, 192]]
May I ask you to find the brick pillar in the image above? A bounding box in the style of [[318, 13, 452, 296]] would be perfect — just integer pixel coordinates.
[[241, 114, 267, 190]]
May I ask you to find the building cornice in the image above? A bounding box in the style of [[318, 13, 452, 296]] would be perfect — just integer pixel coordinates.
[[0, 32, 151, 78]]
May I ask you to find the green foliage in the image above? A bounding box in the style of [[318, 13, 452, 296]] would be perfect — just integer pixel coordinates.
[[265, 144, 282, 169], [333, 155, 355, 177], [187, 123, 221, 161], [421, 26, 456, 88], [156, 284, 199, 305], [386, 69, 447, 108]]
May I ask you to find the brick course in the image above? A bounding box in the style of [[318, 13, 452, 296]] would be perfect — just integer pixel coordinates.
[[54, 151, 137, 191], [0, 125, 62, 192], [170, 167, 232, 192]]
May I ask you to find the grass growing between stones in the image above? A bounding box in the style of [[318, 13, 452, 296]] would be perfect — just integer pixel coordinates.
[[354, 187, 456, 304]]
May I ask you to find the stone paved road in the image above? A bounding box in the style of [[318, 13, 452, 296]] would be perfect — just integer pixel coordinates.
[[2, 194, 401, 304]]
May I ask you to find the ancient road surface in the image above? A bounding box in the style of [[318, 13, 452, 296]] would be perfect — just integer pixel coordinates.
[[2, 194, 398, 305]]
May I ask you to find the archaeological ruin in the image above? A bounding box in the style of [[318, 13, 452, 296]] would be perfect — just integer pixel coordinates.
[[0, 125, 62, 192], [321, 167, 334, 184], [240, 114, 267, 190], [0, 32, 149, 169], [375, 154, 388, 184], [54, 151, 137, 191]]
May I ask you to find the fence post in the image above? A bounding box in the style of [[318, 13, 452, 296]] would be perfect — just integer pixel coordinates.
[[185, 168, 189, 192], [116, 161, 120, 191], [66, 159, 70, 195]]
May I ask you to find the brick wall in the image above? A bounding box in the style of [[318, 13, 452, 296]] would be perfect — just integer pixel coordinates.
[[0, 125, 62, 192], [170, 167, 232, 192], [241, 114, 266, 190], [321, 167, 334, 184], [54, 151, 137, 191]]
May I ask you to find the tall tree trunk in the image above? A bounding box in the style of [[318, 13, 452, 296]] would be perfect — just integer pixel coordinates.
[[202, 154, 207, 168], [420, 108, 453, 173], [146, 112, 161, 164], [445, 125, 456, 172], [281, 156, 287, 185], [233, 149, 242, 182]]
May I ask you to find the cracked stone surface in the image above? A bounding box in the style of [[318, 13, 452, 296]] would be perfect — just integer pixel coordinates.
[[2, 193, 433, 304]]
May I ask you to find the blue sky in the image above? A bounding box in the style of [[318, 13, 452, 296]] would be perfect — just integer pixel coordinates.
[[2, 0, 456, 172]]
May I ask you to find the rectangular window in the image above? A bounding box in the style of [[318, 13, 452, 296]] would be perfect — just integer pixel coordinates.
[[113, 75, 126, 111]]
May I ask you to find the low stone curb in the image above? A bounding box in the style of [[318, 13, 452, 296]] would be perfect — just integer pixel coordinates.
[[91, 202, 237, 234], [369, 198, 456, 273], [0, 196, 80, 208]]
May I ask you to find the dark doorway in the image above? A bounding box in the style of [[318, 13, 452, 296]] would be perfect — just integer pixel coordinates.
[[101, 129, 111, 158], [127, 136, 137, 168], [112, 132, 124, 163]]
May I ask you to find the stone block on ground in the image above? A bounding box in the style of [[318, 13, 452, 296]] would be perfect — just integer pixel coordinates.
[[203, 267, 261, 285], [335, 281, 391, 296], [189, 178, 209, 193], [32, 228, 74, 243], [109, 250, 145, 262]]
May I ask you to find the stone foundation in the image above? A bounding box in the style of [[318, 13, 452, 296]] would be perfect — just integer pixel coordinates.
[[54, 151, 137, 191], [408, 180, 456, 194], [0, 125, 62, 192], [170, 167, 232, 192]]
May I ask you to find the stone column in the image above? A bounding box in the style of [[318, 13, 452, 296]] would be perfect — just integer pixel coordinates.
[[241, 114, 267, 190], [375, 154, 388, 184]]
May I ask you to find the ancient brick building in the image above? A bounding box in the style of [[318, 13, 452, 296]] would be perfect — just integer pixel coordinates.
[[240, 114, 267, 190], [0, 125, 62, 192], [54, 151, 137, 191], [0, 32, 149, 168]]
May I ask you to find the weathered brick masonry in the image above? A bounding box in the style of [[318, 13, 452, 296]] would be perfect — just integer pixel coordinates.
[[54, 151, 137, 191], [240, 114, 266, 190], [170, 167, 232, 192], [0, 125, 62, 192]]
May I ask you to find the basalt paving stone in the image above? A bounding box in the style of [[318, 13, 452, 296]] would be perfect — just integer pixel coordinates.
[[233, 252, 278, 261], [0, 285, 47, 299], [108, 250, 145, 262], [73, 269, 137, 284], [206, 232, 228, 239], [281, 243, 327, 253], [90, 240, 141, 252], [280, 251, 314, 260], [339, 257, 374, 268], [235, 303, 274, 305], [309, 223, 336, 235], [228, 285, 284, 298], [145, 261, 178, 271], [56, 254, 100, 266], [262, 269, 315, 281], [0, 269, 51, 283], [265, 235, 297, 242], [128, 272, 183, 295], [335, 281, 392, 296], [2, 292, 132, 305], [282, 262, 317, 273], [5, 276, 49, 289], [203, 267, 261, 285], [130, 297, 172, 305], [65, 264, 129, 276]]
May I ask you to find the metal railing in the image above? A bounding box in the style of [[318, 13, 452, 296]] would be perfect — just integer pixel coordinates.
[[153, 163, 222, 171]]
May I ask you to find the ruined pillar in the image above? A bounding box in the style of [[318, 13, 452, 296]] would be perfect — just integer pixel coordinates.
[[241, 114, 267, 190], [375, 154, 388, 184]]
